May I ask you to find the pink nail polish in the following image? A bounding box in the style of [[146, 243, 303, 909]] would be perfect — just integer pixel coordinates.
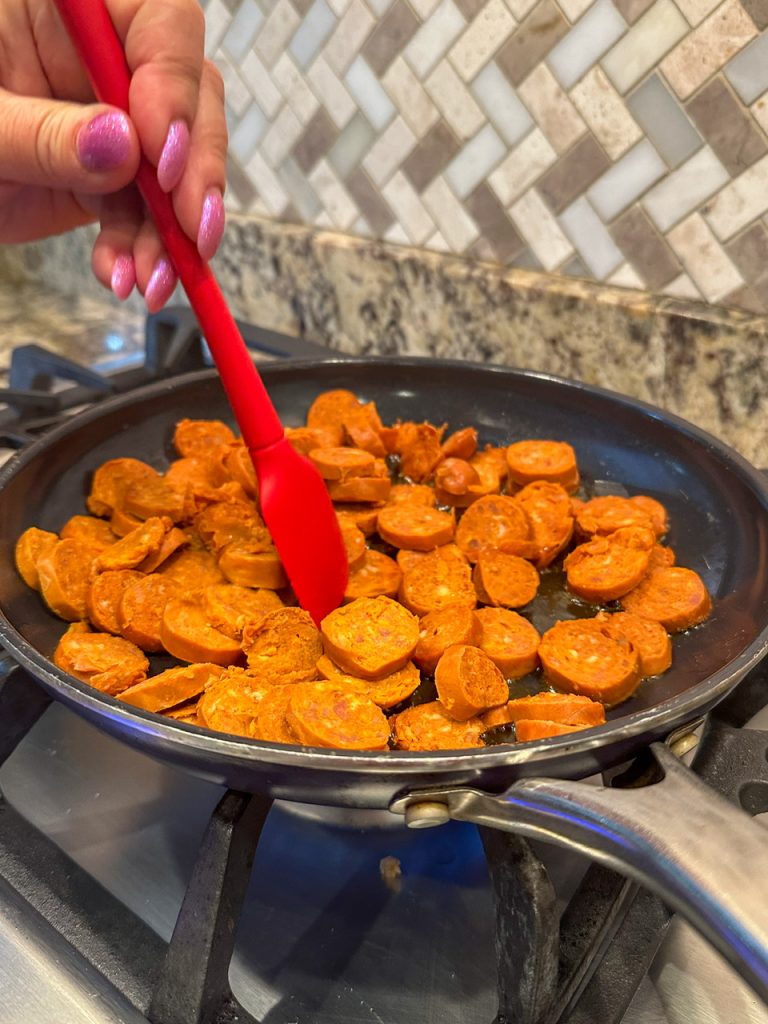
[[145, 257, 177, 311], [110, 254, 136, 301], [77, 112, 132, 172], [197, 188, 225, 262], [157, 120, 190, 192]]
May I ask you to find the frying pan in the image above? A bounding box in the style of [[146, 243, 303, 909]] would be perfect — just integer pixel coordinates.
[[2, 357, 768, 1000]]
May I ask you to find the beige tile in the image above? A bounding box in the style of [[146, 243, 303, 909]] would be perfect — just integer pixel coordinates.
[[607, 263, 646, 288], [383, 222, 411, 245], [307, 55, 357, 129], [240, 52, 283, 119], [243, 152, 290, 215], [260, 104, 304, 167], [660, 0, 758, 100], [382, 57, 441, 135], [324, 0, 376, 74], [569, 67, 642, 159], [253, 0, 301, 66], [381, 171, 437, 243], [663, 272, 703, 299], [517, 65, 587, 153], [488, 128, 558, 204], [313, 210, 334, 228], [704, 153, 768, 240], [601, 0, 688, 94], [751, 91, 768, 134], [495, 0, 570, 86], [308, 160, 360, 229], [448, 0, 517, 82], [326, 0, 352, 16], [421, 176, 480, 250], [410, 0, 443, 16], [556, 0, 597, 20], [361, 116, 418, 185], [424, 59, 486, 139], [509, 188, 574, 269], [425, 230, 452, 252], [272, 53, 320, 124], [667, 212, 744, 302], [674, 0, 722, 25]]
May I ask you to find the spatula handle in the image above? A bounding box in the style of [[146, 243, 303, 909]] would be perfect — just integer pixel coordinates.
[[54, 0, 284, 452]]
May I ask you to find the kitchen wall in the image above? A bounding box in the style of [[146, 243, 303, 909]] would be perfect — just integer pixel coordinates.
[[212, 0, 768, 311]]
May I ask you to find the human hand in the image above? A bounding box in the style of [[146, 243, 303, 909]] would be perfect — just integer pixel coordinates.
[[0, 0, 228, 310]]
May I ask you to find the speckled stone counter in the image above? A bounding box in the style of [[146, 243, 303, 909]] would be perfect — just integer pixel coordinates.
[[1, 215, 766, 464]]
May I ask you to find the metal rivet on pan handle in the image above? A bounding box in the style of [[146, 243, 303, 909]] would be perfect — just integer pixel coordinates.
[[404, 801, 451, 829]]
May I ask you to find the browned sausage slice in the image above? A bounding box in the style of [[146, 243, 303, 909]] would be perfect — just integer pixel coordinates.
[[413, 604, 480, 674], [344, 550, 402, 601], [288, 682, 391, 749], [595, 611, 672, 675], [60, 516, 118, 551], [308, 447, 377, 481], [399, 548, 476, 617], [161, 598, 242, 665], [204, 584, 283, 640], [87, 569, 143, 635], [620, 567, 712, 632], [455, 495, 535, 563], [54, 629, 149, 695], [173, 419, 236, 458], [87, 458, 159, 517], [481, 692, 606, 729], [538, 619, 640, 705], [316, 655, 420, 708], [120, 662, 229, 713], [473, 551, 540, 608], [95, 516, 170, 572], [242, 608, 323, 684], [564, 526, 655, 602], [377, 503, 455, 550], [118, 575, 182, 652], [515, 720, 590, 741], [505, 440, 579, 492], [434, 644, 508, 721], [474, 608, 540, 679], [198, 669, 274, 736], [37, 539, 99, 621], [15, 527, 59, 590], [392, 702, 484, 750], [321, 596, 419, 679]]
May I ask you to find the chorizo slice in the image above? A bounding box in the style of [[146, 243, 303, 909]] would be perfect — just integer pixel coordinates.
[[86, 569, 144, 634], [513, 481, 574, 568], [515, 720, 590, 741], [14, 527, 59, 590], [118, 575, 182, 651], [109, 507, 145, 538], [413, 604, 480, 675], [136, 526, 188, 573], [158, 547, 226, 590], [575, 495, 659, 539], [595, 611, 672, 676], [198, 669, 274, 736], [95, 516, 170, 572], [204, 583, 283, 640], [37, 539, 98, 621], [242, 607, 323, 684], [161, 598, 242, 665], [393, 422, 445, 482], [327, 476, 393, 503], [620, 566, 712, 632], [505, 440, 579, 493], [249, 684, 301, 744], [321, 596, 419, 679], [399, 548, 476, 617], [316, 655, 420, 709], [473, 551, 540, 608], [306, 389, 362, 432], [308, 446, 377, 481], [435, 644, 508, 721], [163, 456, 220, 494], [60, 516, 117, 551], [648, 544, 676, 570], [466, 446, 508, 499], [564, 526, 655, 603], [442, 426, 478, 460], [392, 702, 484, 751], [539, 619, 641, 705], [335, 504, 381, 536], [481, 692, 606, 729], [434, 458, 481, 506], [287, 682, 391, 749], [286, 424, 344, 453], [218, 541, 288, 589], [194, 499, 263, 552], [173, 418, 236, 458], [629, 495, 669, 537], [54, 629, 149, 695], [223, 445, 258, 498], [339, 520, 367, 570], [474, 608, 540, 679], [455, 495, 536, 563], [86, 458, 159, 517], [164, 700, 201, 725], [377, 503, 455, 551], [120, 662, 229, 713], [123, 477, 187, 522], [345, 550, 402, 601], [396, 542, 467, 575], [343, 402, 387, 457], [386, 484, 436, 507]]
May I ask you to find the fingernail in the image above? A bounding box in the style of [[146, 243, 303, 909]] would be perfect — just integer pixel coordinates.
[[145, 257, 177, 312], [197, 188, 225, 262], [157, 120, 190, 192], [77, 112, 132, 172], [110, 254, 136, 301]]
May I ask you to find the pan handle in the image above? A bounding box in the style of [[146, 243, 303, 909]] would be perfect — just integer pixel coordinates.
[[392, 742, 768, 1003]]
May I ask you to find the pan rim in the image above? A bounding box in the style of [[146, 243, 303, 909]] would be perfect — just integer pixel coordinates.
[[1, 357, 767, 776]]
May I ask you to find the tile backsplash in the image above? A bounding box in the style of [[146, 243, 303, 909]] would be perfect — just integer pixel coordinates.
[[204, 0, 768, 312]]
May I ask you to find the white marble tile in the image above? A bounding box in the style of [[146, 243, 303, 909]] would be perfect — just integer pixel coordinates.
[[425, 59, 486, 140], [548, 0, 627, 90], [601, 0, 688, 94], [313, 210, 334, 228], [607, 262, 646, 288], [556, 0, 597, 23], [470, 63, 533, 146], [558, 197, 624, 278], [214, 55, 252, 117], [277, 157, 323, 219], [244, 151, 290, 215], [272, 53, 320, 124], [383, 222, 411, 244], [587, 139, 666, 220], [308, 159, 360, 229], [667, 213, 743, 302], [569, 67, 642, 160], [307, 55, 357, 128], [344, 56, 396, 130], [509, 189, 574, 270], [240, 51, 284, 119], [352, 214, 372, 236], [725, 32, 768, 106], [253, 0, 301, 66], [381, 171, 437, 244], [421, 176, 480, 250], [705, 153, 768, 241], [448, 0, 517, 82], [260, 104, 303, 167], [518, 65, 587, 153], [366, 0, 394, 13], [425, 230, 452, 252], [361, 116, 418, 185], [222, 0, 264, 61], [229, 103, 268, 164], [327, 114, 377, 178], [204, 0, 232, 57], [404, 0, 466, 78], [487, 128, 557, 205], [444, 123, 507, 198], [663, 271, 703, 300], [326, 0, 351, 14], [288, 0, 337, 68], [381, 57, 440, 135], [673, 0, 721, 25], [643, 147, 729, 232], [324, 0, 376, 74], [410, 0, 442, 15], [660, 0, 757, 100]]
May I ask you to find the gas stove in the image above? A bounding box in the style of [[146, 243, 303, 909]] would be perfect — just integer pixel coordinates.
[[0, 310, 767, 1024]]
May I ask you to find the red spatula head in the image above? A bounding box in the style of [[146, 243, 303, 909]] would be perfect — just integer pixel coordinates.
[[251, 439, 348, 624]]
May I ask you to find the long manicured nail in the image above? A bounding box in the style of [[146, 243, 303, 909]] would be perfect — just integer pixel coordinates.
[[145, 257, 177, 311], [157, 120, 190, 192], [197, 188, 225, 262], [110, 254, 136, 301], [77, 112, 132, 172]]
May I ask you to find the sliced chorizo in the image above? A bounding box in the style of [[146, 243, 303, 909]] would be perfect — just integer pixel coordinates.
[[87, 569, 144, 635], [321, 596, 419, 679], [306, 389, 362, 433], [14, 527, 58, 590], [515, 720, 590, 741], [218, 541, 287, 590], [399, 548, 476, 617], [109, 507, 145, 538], [564, 526, 655, 602], [648, 544, 676, 570], [316, 655, 420, 709], [161, 598, 242, 665], [339, 520, 367, 570], [95, 516, 170, 573], [434, 644, 508, 721], [386, 483, 437, 507], [481, 691, 606, 729], [575, 495, 660, 539], [394, 422, 445, 482], [136, 526, 188, 573], [204, 584, 283, 640], [120, 662, 229, 713], [473, 551, 540, 608], [392, 701, 484, 751], [242, 607, 323, 684], [60, 516, 117, 551], [173, 418, 236, 458], [37, 539, 98, 621], [250, 685, 301, 744], [455, 495, 536, 563], [327, 476, 393, 503], [54, 629, 149, 695], [505, 440, 579, 492], [442, 426, 478, 460], [123, 477, 187, 523], [86, 458, 159, 517], [595, 611, 672, 676], [286, 424, 344, 453], [377, 503, 455, 551], [539, 619, 641, 705], [343, 402, 387, 457], [396, 542, 467, 575], [513, 481, 574, 568], [628, 495, 669, 536], [287, 682, 391, 750], [474, 607, 540, 679], [198, 669, 274, 736], [118, 575, 181, 651], [345, 550, 402, 601], [223, 445, 258, 498], [335, 505, 381, 536], [158, 547, 226, 590], [194, 499, 264, 552], [308, 446, 377, 481], [413, 603, 480, 674], [620, 566, 712, 632]]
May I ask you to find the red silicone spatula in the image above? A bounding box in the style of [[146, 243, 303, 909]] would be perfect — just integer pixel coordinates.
[[54, 0, 348, 625]]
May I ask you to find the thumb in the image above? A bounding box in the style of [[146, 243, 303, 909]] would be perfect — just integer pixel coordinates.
[[0, 89, 140, 194]]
